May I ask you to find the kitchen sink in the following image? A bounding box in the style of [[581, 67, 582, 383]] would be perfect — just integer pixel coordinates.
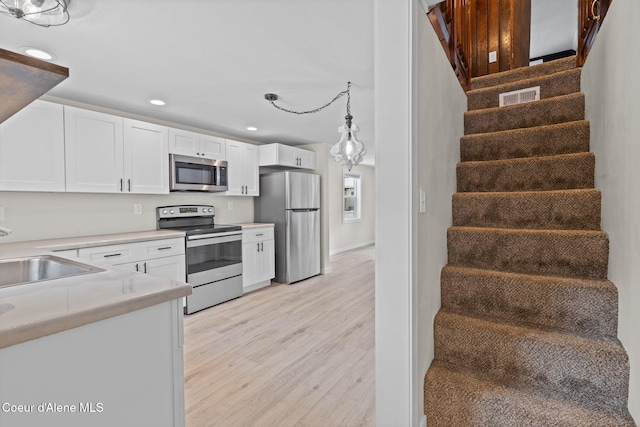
[[0, 255, 104, 288]]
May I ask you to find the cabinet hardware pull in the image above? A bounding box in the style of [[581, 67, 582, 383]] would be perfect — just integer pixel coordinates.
[[260, 242, 264, 251], [135, 263, 139, 272], [104, 253, 122, 258], [157, 246, 172, 250], [119, 178, 123, 192], [256, 233, 264, 236], [256, 243, 260, 252], [143, 262, 147, 273], [127, 179, 131, 192]]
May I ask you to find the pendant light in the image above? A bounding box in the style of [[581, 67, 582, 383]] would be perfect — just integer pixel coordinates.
[[0, 0, 69, 27], [265, 82, 366, 170]]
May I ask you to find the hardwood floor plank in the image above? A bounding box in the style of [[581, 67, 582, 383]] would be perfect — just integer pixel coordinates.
[[184, 245, 375, 426]]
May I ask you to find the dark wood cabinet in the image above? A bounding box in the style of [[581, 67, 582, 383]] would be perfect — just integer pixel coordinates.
[[0, 48, 68, 124]]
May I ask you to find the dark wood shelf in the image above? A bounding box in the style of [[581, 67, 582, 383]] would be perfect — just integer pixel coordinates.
[[0, 47, 69, 124]]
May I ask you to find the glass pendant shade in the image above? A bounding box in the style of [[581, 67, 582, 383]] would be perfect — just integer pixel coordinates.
[[0, 0, 69, 27], [330, 122, 366, 171]]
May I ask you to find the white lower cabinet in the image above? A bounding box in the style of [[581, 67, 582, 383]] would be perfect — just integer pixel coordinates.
[[77, 238, 186, 283], [0, 299, 185, 427], [242, 227, 275, 293]]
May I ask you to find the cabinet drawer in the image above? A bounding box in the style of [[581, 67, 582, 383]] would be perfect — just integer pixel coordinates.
[[242, 228, 274, 244], [78, 238, 185, 265]]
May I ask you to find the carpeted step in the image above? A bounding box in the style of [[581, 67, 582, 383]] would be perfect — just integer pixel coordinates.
[[457, 152, 595, 193], [447, 226, 609, 279], [468, 68, 582, 111], [433, 311, 631, 414], [470, 56, 578, 90], [452, 189, 601, 230], [424, 361, 636, 427], [440, 265, 618, 338], [464, 93, 585, 135], [460, 120, 590, 162]]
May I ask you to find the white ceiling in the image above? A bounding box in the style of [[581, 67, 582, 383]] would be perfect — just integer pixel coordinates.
[[0, 0, 577, 167]]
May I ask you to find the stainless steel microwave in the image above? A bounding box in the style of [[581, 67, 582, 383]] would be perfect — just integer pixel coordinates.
[[169, 154, 228, 192]]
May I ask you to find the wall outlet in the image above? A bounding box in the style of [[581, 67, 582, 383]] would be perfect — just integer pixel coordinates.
[[419, 189, 426, 214], [489, 51, 497, 63], [0, 207, 4, 221], [133, 204, 143, 215], [227, 202, 234, 211]]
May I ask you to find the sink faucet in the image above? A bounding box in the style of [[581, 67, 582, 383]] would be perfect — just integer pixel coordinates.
[[0, 226, 13, 237]]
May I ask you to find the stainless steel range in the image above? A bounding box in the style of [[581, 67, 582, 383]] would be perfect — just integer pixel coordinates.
[[157, 205, 242, 314]]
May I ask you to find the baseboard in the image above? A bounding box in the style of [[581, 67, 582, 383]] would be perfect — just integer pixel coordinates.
[[320, 266, 332, 275], [419, 414, 427, 427], [329, 240, 375, 256]]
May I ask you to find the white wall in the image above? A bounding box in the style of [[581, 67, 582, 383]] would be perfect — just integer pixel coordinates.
[[0, 191, 253, 243], [328, 161, 375, 254], [581, 2, 640, 420], [416, 0, 466, 421], [374, 0, 419, 424]]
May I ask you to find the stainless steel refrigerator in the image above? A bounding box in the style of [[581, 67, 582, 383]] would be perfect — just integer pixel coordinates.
[[254, 171, 320, 284]]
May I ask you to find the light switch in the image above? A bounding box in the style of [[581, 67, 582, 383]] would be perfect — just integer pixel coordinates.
[[133, 204, 143, 215], [228, 202, 234, 211], [489, 51, 497, 63]]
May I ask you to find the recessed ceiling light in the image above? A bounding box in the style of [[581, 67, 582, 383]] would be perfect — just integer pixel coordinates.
[[246, 126, 258, 131], [149, 99, 166, 106], [23, 48, 53, 60]]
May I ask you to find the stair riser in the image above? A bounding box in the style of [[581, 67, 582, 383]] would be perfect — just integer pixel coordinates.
[[457, 153, 595, 193], [465, 94, 585, 135], [468, 69, 582, 111], [460, 121, 590, 162], [471, 56, 577, 90], [447, 228, 609, 279], [452, 190, 601, 230], [425, 363, 636, 427], [441, 266, 618, 338], [434, 313, 631, 412]]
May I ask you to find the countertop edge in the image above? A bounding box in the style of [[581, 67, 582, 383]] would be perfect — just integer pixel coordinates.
[[0, 285, 191, 350]]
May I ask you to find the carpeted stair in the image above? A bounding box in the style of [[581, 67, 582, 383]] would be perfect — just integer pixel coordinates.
[[424, 57, 637, 426]]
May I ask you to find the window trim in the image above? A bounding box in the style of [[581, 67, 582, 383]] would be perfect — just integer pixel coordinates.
[[342, 169, 362, 223]]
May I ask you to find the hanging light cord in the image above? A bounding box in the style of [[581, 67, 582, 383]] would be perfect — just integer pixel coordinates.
[[265, 82, 351, 117]]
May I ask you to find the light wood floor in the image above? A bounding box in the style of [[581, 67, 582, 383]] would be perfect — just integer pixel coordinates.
[[183, 245, 376, 427]]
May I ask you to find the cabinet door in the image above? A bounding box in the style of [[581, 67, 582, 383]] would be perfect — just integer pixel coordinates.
[[225, 139, 245, 195], [242, 241, 260, 289], [123, 119, 169, 194], [64, 106, 124, 193], [168, 128, 200, 157], [258, 238, 275, 282], [0, 100, 66, 192], [297, 148, 316, 170], [244, 143, 260, 196], [277, 144, 299, 167], [201, 135, 226, 160], [144, 255, 186, 282]]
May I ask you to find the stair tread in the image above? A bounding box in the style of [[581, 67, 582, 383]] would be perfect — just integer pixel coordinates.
[[460, 120, 590, 161], [435, 311, 630, 412], [470, 56, 578, 90], [459, 151, 593, 167], [468, 68, 582, 111], [464, 93, 585, 135], [441, 264, 618, 338], [449, 225, 607, 237], [425, 361, 635, 427]]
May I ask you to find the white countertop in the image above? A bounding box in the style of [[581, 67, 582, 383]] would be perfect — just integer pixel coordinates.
[[0, 230, 191, 349]]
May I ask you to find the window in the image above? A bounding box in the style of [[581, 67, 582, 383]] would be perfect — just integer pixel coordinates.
[[342, 169, 362, 223]]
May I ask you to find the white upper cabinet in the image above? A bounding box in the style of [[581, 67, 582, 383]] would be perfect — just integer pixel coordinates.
[[0, 100, 66, 192], [168, 128, 226, 160], [65, 106, 169, 194], [124, 119, 169, 194], [259, 143, 315, 170], [225, 140, 259, 196]]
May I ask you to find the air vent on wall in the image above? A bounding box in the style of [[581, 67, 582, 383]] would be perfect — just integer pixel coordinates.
[[499, 86, 540, 107]]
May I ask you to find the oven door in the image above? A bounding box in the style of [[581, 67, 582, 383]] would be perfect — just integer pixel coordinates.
[[170, 153, 228, 192], [185, 231, 242, 286]]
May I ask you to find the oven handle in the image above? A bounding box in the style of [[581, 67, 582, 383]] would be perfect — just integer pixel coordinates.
[[186, 232, 242, 248], [187, 231, 242, 240]]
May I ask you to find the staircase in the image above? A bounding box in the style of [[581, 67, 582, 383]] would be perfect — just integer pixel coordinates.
[[423, 57, 637, 426]]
